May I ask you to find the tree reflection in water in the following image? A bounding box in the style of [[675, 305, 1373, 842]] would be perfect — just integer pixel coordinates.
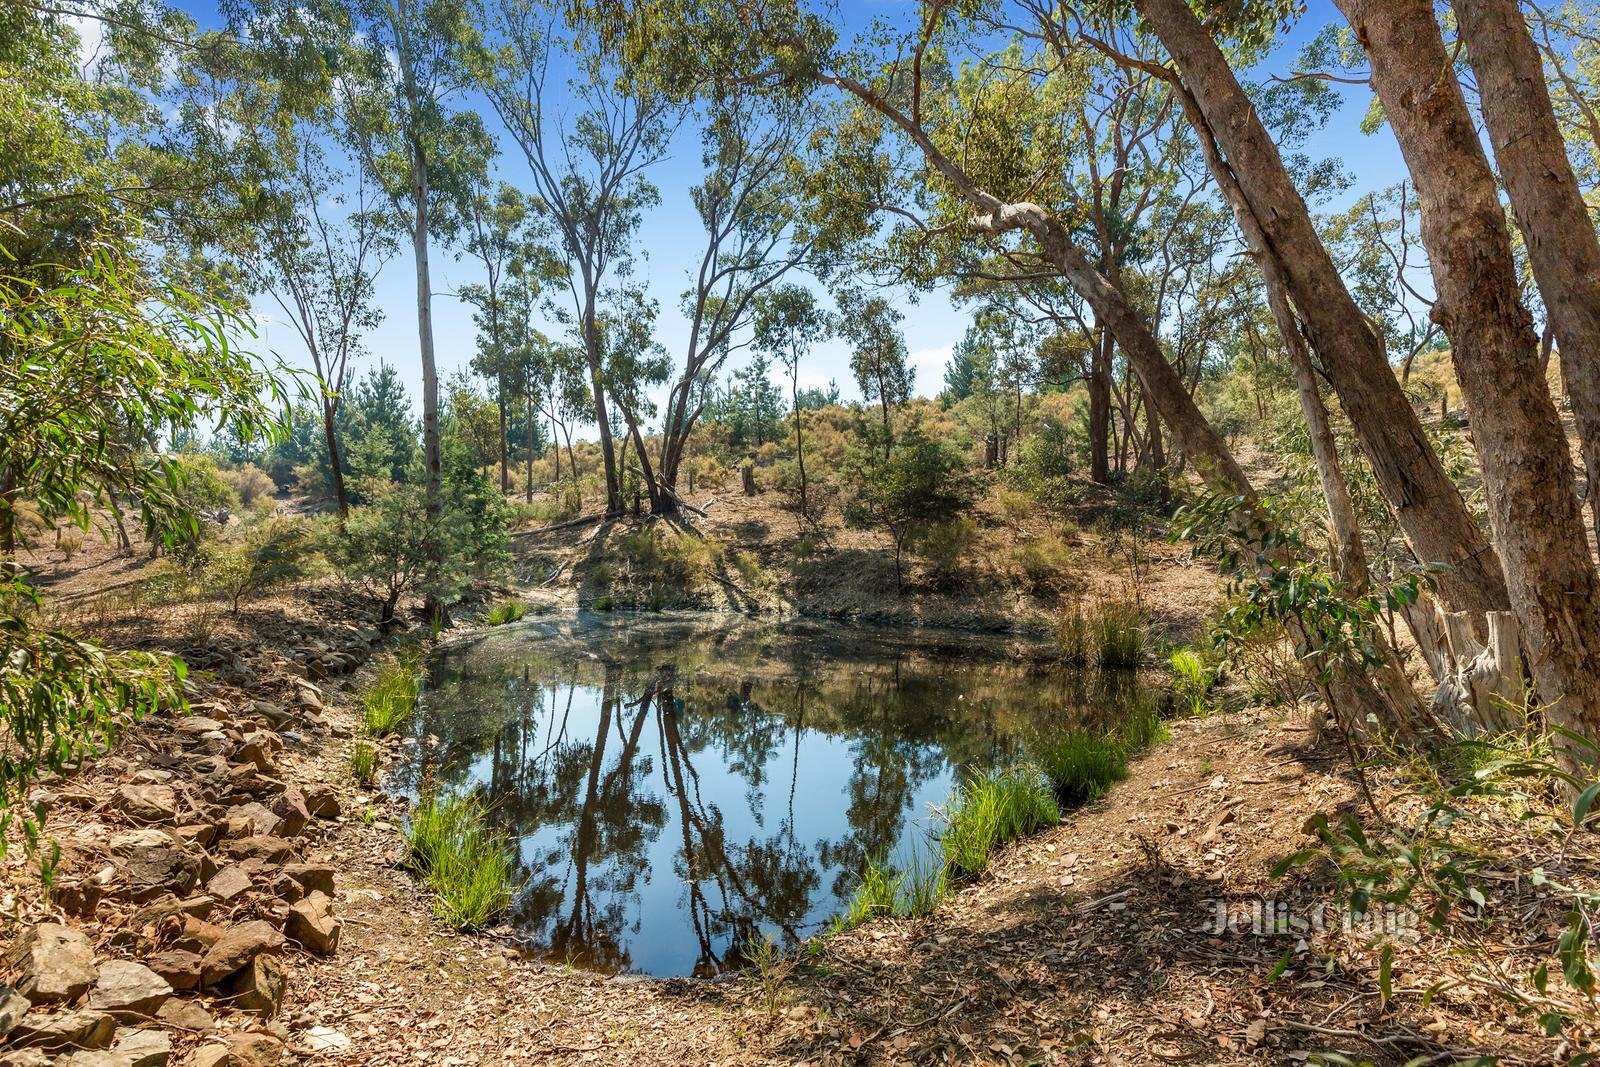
[[399, 617, 1151, 977]]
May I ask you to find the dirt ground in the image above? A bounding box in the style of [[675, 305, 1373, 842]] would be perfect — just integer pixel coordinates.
[[2, 495, 1589, 1065]]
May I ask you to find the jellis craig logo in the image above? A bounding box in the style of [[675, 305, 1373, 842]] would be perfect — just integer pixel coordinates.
[[1199, 897, 1420, 940]]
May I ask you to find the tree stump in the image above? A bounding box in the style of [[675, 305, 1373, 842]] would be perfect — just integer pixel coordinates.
[[741, 464, 756, 496]]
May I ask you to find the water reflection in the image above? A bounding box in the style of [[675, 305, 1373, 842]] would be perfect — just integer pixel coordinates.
[[397, 616, 1152, 977]]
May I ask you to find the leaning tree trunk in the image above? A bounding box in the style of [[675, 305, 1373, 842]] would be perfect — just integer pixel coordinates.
[[1089, 328, 1112, 483], [1454, 0, 1600, 554], [1136, 0, 1511, 622], [581, 296, 623, 516], [1338, 0, 1600, 766]]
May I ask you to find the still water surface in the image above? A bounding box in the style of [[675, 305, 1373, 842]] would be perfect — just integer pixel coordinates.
[[398, 615, 1151, 977]]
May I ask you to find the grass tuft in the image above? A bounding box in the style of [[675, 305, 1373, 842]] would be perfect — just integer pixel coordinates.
[[1032, 702, 1169, 806], [405, 790, 517, 930], [939, 764, 1059, 880], [362, 655, 420, 737], [1169, 648, 1213, 716], [1094, 600, 1144, 667], [484, 600, 529, 626], [348, 741, 378, 786]]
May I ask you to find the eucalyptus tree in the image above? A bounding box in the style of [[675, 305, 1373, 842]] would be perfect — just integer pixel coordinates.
[[460, 182, 534, 493], [180, 37, 396, 520], [1454, 0, 1600, 552], [753, 284, 831, 519], [651, 93, 815, 514], [462, 0, 675, 515], [837, 290, 913, 450], [1125, 0, 1510, 619], [597, 287, 672, 511], [1332, 0, 1600, 764], [328, 0, 491, 589]]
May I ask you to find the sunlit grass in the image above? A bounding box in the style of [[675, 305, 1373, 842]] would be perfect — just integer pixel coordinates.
[[405, 790, 517, 930], [484, 600, 529, 626], [362, 654, 420, 737], [939, 764, 1060, 880], [348, 741, 378, 786]]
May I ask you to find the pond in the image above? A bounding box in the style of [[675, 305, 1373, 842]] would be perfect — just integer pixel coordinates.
[[395, 614, 1156, 978]]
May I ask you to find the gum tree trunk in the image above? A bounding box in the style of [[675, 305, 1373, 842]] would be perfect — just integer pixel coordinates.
[[1136, 0, 1511, 620], [1454, 0, 1600, 551], [1089, 328, 1112, 483], [1338, 0, 1600, 761]]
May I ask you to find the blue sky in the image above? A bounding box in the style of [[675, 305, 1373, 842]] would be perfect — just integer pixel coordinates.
[[160, 0, 1407, 434]]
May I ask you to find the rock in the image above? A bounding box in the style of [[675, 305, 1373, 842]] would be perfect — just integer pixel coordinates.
[[250, 701, 288, 727], [279, 864, 333, 898], [176, 716, 226, 735], [233, 738, 277, 775], [223, 804, 280, 839], [266, 875, 302, 904], [53, 878, 103, 919], [107, 834, 201, 902], [55, 1053, 137, 1067], [300, 784, 340, 820], [174, 917, 225, 955], [173, 824, 216, 849], [130, 769, 173, 784], [299, 1026, 350, 1054], [192, 1033, 284, 1067], [266, 789, 309, 838], [88, 961, 172, 1020], [220, 836, 293, 864], [141, 950, 201, 992], [0, 1050, 53, 1066], [177, 896, 216, 920], [7, 1008, 116, 1051], [7, 923, 97, 1004], [114, 1028, 172, 1067], [220, 953, 286, 1018], [155, 998, 214, 1031], [200, 921, 284, 985], [206, 866, 253, 904], [0, 983, 31, 1039], [108, 828, 174, 853], [285, 893, 340, 956], [119, 848, 201, 903], [118, 785, 180, 824]]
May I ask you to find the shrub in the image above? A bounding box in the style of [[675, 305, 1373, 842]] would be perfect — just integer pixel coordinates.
[[1016, 533, 1075, 592], [405, 790, 517, 930], [484, 600, 529, 626], [939, 765, 1059, 880], [832, 851, 947, 933], [733, 549, 765, 587], [219, 463, 276, 508], [203, 517, 319, 613], [843, 423, 976, 591], [912, 516, 978, 586], [362, 656, 420, 737], [56, 529, 84, 561], [1056, 606, 1092, 665]]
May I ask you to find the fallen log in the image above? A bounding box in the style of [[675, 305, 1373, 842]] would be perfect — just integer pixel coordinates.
[[511, 512, 606, 538]]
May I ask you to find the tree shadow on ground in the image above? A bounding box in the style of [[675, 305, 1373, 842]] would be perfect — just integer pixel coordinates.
[[716, 847, 1521, 1066]]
